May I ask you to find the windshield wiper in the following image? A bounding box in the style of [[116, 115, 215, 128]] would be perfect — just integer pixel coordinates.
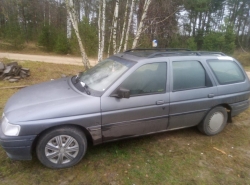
[[80, 82, 91, 95], [72, 73, 81, 84]]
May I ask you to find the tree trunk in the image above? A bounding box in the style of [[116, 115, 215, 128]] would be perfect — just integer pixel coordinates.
[[100, 0, 106, 60], [124, 0, 135, 51], [112, 0, 119, 54], [97, 0, 102, 62], [118, 0, 129, 52], [132, 0, 151, 49], [65, 0, 90, 69]]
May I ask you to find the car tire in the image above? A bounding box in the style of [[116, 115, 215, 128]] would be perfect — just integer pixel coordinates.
[[36, 126, 87, 169], [198, 106, 228, 136]]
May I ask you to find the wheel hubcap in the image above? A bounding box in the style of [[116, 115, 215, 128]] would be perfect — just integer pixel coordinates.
[[208, 112, 224, 132], [45, 135, 79, 164]]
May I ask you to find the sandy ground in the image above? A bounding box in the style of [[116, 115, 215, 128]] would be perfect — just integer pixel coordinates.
[[0, 52, 98, 66], [1, 52, 250, 78], [246, 72, 250, 78]]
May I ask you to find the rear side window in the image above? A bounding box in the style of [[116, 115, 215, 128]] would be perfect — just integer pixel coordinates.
[[173, 61, 212, 91], [207, 60, 245, 85]]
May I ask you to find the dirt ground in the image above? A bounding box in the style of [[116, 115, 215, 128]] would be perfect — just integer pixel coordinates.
[[0, 52, 98, 66], [1, 52, 250, 78]]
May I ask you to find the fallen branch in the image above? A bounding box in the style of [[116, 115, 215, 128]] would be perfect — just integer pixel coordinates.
[[0, 85, 29, 90], [213, 147, 227, 155]]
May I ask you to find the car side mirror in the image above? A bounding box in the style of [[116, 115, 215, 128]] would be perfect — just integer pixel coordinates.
[[111, 88, 130, 98]]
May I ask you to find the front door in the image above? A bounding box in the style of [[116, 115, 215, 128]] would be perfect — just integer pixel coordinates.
[[101, 62, 169, 141]]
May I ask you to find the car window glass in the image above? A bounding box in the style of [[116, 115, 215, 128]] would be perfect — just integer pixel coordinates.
[[173, 61, 211, 91], [207, 59, 245, 84], [79, 58, 134, 92], [120, 63, 167, 96]]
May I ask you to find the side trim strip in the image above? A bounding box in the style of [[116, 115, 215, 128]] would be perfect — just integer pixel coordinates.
[[102, 115, 169, 128]]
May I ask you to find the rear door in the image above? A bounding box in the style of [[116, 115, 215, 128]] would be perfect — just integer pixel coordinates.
[[101, 61, 170, 141], [168, 58, 218, 130]]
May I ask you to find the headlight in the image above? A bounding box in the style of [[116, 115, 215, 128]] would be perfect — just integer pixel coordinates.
[[1, 114, 20, 136]]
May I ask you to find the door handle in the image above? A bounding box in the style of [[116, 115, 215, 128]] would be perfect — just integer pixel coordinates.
[[156, 100, 164, 105], [208, 94, 214, 98]]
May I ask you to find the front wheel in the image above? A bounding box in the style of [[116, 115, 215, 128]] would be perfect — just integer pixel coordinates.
[[198, 106, 228, 136], [36, 126, 87, 169]]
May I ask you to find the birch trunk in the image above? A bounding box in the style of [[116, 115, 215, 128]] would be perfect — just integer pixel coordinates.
[[107, 16, 114, 57], [65, 0, 90, 69], [112, 0, 119, 54], [97, 0, 102, 62], [132, 0, 151, 49], [118, 0, 129, 52], [67, 15, 72, 39], [100, 0, 106, 61], [124, 0, 135, 51]]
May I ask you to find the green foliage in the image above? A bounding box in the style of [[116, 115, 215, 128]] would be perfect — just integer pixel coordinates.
[[203, 27, 235, 54], [70, 18, 98, 57], [55, 32, 70, 54], [186, 37, 197, 50], [2, 21, 25, 49], [38, 24, 56, 51], [169, 35, 197, 50]]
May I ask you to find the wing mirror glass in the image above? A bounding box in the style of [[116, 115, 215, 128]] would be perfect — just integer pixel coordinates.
[[111, 88, 130, 98]]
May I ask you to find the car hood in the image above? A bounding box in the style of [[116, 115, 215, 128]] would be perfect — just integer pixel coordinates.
[[4, 77, 100, 123]]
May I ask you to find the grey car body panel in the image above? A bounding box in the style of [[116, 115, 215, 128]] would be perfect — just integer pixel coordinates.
[[1, 53, 250, 161], [4, 78, 102, 142]]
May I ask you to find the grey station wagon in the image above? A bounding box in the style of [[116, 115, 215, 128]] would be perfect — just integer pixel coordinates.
[[1, 49, 250, 169]]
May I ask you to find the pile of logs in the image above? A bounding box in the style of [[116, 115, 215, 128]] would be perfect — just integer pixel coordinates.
[[0, 61, 30, 82]]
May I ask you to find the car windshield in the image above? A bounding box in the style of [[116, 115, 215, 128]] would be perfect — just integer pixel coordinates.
[[79, 58, 133, 92]]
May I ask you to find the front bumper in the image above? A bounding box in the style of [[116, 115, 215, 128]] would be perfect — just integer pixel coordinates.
[[0, 126, 36, 160]]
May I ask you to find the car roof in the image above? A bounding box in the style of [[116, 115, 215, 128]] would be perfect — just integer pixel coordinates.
[[114, 48, 230, 62]]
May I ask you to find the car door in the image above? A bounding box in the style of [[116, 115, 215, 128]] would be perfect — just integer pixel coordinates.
[[101, 61, 170, 141], [168, 58, 218, 130]]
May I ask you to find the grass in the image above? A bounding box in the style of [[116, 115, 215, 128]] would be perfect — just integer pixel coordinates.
[[0, 59, 250, 184]]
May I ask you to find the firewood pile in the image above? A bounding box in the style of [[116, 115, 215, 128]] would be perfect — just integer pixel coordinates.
[[0, 61, 30, 82]]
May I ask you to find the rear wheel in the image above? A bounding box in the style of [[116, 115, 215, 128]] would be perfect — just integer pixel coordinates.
[[198, 106, 228, 136], [36, 126, 87, 169]]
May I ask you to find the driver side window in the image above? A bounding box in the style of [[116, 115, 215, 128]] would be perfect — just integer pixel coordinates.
[[120, 63, 167, 96]]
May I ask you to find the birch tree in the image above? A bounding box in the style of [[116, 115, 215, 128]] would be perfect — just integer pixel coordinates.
[[65, 0, 90, 69], [118, 0, 129, 52], [97, 0, 102, 62], [132, 0, 151, 49], [100, 0, 106, 60], [112, 0, 119, 54], [123, 0, 135, 51], [98, 0, 106, 62]]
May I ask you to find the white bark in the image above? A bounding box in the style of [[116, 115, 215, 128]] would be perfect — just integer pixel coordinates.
[[67, 15, 72, 39], [118, 0, 129, 53], [97, 0, 102, 62], [123, 0, 135, 51], [65, 0, 90, 69], [132, 0, 151, 49], [100, 0, 106, 60], [112, 0, 119, 54], [107, 16, 114, 57]]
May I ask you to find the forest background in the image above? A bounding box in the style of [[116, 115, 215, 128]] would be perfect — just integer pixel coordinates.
[[0, 0, 249, 63]]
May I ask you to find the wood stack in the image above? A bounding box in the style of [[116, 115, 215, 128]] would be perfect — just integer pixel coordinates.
[[0, 61, 30, 82]]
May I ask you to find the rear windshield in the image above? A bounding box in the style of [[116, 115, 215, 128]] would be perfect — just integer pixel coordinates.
[[207, 59, 245, 85]]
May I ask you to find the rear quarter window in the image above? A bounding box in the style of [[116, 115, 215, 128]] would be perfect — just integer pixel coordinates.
[[207, 59, 245, 85]]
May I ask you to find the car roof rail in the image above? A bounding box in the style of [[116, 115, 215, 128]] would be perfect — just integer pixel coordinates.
[[196, 51, 226, 56], [147, 51, 226, 58], [125, 48, 191, 52]]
